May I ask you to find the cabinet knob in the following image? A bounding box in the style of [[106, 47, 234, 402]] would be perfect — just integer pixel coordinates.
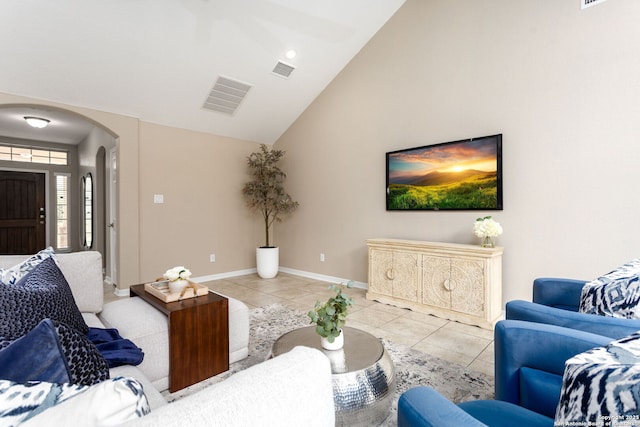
[[386, 269, 395, 280], [443, 279, 456, 291]]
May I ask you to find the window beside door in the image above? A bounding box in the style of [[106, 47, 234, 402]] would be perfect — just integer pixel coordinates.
[[55, 173, 69, 250]]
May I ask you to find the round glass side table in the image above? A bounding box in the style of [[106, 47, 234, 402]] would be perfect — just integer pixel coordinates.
[[271, 326, 396, 426]]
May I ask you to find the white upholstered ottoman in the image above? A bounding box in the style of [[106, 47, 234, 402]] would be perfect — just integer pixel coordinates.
[[99, 292, 249, 392]]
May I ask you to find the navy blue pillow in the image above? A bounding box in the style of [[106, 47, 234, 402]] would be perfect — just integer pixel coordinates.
[[0, 318, 70, 383], [0, 257, 88, 340], [0, 319, 108, 386]]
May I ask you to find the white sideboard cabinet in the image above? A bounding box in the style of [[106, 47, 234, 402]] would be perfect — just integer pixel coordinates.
[[366, 238, 503, 329]]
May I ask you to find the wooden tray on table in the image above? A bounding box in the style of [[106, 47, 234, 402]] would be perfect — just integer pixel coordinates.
[[143, 280, 209, 303]]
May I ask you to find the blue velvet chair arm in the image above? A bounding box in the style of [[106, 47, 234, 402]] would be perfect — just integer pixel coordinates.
[[398, 387, 555, 427], [532, 278, 587, 311], [495, 320, 611, 417], [398, 386, 488, 427], [505, 300, 640, 339]]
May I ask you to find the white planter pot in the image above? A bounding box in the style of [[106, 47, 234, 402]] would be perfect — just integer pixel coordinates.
[[321, 329, 344, 351], [168, 279, 188, 294], [256, 247, 279, 279]]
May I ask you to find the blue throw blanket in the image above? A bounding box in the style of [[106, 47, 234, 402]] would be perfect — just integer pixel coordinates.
[[87, 328, 144, 368]]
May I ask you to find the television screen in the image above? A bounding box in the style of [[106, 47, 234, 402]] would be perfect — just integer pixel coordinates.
[[386, 134, 503, 210]]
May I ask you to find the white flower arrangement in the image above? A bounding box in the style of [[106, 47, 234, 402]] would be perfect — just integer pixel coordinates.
[[163, 266, 192, 282], [473, 216, 503, 238]]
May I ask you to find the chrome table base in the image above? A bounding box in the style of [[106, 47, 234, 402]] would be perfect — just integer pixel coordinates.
[[271, 326, 396, 426]]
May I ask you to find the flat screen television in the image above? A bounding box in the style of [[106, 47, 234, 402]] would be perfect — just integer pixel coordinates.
[[386, 134, 503, 211]]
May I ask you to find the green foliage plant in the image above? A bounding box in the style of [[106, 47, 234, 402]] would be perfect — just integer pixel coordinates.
[[308, 283, 354, 343], [242, 144, 299, 247]]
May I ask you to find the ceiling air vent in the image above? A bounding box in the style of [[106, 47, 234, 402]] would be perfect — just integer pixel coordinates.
[[202, 76, 252, 116], [581, 0, 606, 9], [272, 61, 295, 79]]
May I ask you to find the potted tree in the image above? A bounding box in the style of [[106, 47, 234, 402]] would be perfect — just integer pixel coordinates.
[[308, 283, 354, 350], [242, 144, 299, 278]]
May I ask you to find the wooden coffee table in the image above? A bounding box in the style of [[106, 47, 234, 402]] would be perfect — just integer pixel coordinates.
[[130, 284, 229, 392]]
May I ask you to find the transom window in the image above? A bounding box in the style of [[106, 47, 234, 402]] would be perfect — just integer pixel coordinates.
[[0, 144, 68, 166]]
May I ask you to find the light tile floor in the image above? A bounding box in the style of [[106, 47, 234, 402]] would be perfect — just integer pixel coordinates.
[[105, 272, 494, 378]]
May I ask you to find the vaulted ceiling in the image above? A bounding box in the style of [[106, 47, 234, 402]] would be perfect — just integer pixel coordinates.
[[0, 0, 405, 145]]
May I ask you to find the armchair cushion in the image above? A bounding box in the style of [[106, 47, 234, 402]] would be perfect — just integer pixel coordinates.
[[579, 259, 640, 319], [555, 331, 640, 425]]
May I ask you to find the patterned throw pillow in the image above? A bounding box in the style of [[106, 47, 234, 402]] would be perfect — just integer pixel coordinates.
[[555, 332, 640, 425], [0, 247, 57, 285], [52, 320, 109, 385], [0, 318, 109, 386], [0, 377, 149, 427], [0, 380, 89, 426], [0, 257, 88, 340], [579, 259, 640, 319]]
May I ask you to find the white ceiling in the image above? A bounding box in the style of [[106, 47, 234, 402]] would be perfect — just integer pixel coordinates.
[[0, 0, 405, 145]]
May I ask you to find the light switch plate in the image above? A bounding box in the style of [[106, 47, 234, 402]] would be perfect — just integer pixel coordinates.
[[154, 194, 164, 204]]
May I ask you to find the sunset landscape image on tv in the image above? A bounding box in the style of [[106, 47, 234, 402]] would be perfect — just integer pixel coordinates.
[[386, 135, 502, 210]]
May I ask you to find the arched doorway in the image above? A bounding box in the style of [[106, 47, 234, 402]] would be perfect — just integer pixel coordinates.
[[0, 104, 118, 281]]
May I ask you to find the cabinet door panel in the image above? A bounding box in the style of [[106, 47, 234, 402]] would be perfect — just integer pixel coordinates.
[[422, 256, 452, 309], [392, 252, 419, 302], [450, 259, 485, 316], [369, 249, 393, 296]]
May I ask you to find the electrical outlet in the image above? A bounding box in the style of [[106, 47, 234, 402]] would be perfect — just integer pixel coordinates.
[[320, 253, 325, 262], [210, 254, 216, 263]]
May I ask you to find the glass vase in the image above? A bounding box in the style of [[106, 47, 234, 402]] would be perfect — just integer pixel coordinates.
[[480, 236, 495, 248]]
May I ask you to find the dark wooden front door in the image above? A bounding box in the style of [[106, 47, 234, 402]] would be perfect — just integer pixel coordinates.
[[0, 171, 46, 254]]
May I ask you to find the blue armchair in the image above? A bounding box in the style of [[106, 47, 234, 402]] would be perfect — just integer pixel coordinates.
[[397, 320, 611, 427], [506, 278, 640, 339]]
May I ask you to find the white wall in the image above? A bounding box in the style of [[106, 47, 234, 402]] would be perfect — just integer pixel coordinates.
[[275, 0, 640, 303]]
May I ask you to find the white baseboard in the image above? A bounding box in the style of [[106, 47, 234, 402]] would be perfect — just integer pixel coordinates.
[[114, 287, 130, 297], [104, 279, 130, 297], [278, 267, 368, 290], [193, 267, 368, 290], [193, 268, 258, 284]]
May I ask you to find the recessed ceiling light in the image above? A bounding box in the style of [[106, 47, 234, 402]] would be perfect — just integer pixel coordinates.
[[285, 49, 297, 59], [24, 116, 50, 128]]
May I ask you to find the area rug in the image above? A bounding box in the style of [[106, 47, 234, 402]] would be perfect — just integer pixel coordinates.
[[164, 303, 494, 425]]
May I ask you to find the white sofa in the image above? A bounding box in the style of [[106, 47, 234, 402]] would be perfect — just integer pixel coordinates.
[[0, 251, 336, 425], [0, 251, 250, 404]]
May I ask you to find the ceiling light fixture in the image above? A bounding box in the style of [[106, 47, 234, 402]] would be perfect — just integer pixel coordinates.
[[285, 49, 297, 59], [24, 116, 50, 128]]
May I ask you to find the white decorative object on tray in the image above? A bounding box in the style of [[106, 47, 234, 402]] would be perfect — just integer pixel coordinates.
[[162, 266, 192, 294], [144, 280, 208, 303], [168, 279, 188, 294]]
